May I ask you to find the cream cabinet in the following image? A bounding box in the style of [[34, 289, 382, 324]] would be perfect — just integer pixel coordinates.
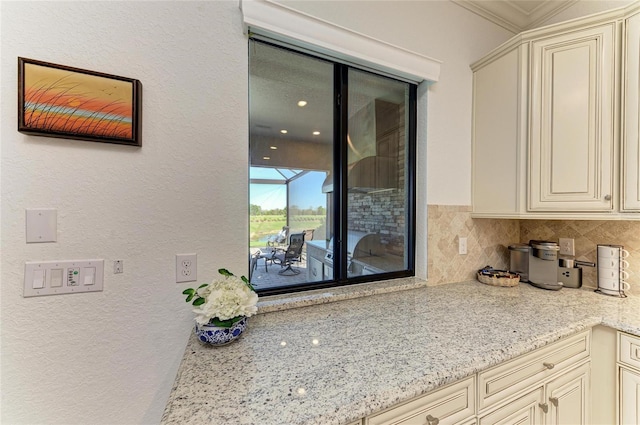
[[478, 330, 590, 425], [364, 376, 476, 425], [619, 332, 640, 424], [528, 23, 615, 212], [545, 362, 590, 425], [478, 362, 590, 425], [471, 43, 528, 217], [622, 11, 640, 211], [620, 368, 640, 424], [478, 387, 545, 425], [471, 3, 640, 219], [477, 329, 590, 409]]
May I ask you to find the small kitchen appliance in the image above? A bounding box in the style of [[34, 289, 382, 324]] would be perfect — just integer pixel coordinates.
[[596, 244, 629, 297], [508, 244, 530, 282], [509, 241, 562, 290], [557, 259, 595, 289], [528, 240, 562, 290]]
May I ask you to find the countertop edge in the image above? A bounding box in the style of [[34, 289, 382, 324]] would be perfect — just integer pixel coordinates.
[[256, 277, 429, 313]]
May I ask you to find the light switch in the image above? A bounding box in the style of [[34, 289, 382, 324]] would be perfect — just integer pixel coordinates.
[[24, 260, 104, 297], [50, 269, 63, 287], [26, 209, 57, 243], [83, 267, 96, 285], [32, 269, 45, 289]]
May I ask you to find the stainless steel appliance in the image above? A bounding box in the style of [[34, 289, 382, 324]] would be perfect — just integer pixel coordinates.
[[558, 260, 595, 289], [597, 244, 629, 297], [509, 241, 562, 290], [508, 244, 530, 282], [324, 231, 384, 277], [528, 240, 561, 290]]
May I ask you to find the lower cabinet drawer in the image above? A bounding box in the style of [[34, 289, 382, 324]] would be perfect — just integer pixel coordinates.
[[365, 376, 475, 425], [478, 330, 590, 410], [478, 387, 544, 425], [619, 332, 640, 371]]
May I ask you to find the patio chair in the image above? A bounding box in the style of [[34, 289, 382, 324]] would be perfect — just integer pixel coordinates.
[[267, 226, 289, 247], [273, 232, 306, 275]]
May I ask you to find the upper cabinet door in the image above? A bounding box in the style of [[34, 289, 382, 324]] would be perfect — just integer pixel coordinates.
[[529, 24, 616, 211], [623, 12, 640, 211]]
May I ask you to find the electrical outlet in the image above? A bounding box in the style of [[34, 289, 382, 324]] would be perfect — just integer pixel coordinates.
[[559, 238, 575, 256], [458, 237, 468, 255], [114, 260, 123, 274], [176, 254, 197, 283]]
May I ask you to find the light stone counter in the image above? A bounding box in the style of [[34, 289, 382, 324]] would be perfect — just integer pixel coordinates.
[[161, 280, 640, 425]]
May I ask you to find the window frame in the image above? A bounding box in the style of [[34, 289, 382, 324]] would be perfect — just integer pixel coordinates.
[[250, 39, 418, 296]]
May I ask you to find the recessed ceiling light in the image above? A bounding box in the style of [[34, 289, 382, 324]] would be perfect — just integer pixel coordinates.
[[297, 100, 307, 107], [280, 129, 288, 134], [263, 156, 270, 160], [270, 146, 278, 150], [312, 131, 320, 136]]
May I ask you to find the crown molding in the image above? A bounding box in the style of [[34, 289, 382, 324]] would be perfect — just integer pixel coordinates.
[[452, 0, 579, 33]]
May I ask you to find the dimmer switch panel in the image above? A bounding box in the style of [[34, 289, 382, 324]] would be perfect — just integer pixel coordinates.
[[24, 259, 104, 297]]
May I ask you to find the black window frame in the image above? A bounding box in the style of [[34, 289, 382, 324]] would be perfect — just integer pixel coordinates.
[[249, 38, 417, 296]]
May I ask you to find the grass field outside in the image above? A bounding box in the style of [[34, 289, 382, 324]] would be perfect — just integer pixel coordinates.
[[250, 215, 325, 247]]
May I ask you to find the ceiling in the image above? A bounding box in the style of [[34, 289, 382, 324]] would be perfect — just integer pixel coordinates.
[[451, 0, 579, 32]]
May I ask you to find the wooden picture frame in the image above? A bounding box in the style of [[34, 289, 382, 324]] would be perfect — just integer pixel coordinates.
[[18, 57, 142, 146]]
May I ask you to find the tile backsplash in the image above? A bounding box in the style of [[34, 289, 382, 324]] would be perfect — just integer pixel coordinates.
[[427, 205, 639, 296], [427, 205, 518, 285], [520, 220, 640, 295]]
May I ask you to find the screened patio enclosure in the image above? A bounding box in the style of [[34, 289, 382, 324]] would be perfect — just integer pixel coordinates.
[[249, 166, 329, 290]]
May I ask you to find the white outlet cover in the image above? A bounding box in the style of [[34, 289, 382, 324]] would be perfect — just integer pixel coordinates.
[[176, 254, 197, 283], [559, 238, 575, 256]]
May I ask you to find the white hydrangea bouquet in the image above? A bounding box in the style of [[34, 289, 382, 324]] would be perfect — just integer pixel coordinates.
[[182, 268, 258, 328]]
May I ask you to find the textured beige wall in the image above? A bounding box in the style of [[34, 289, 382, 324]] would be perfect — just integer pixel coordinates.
[[427, 205, 519, 285], [427, 205, 639, 296]]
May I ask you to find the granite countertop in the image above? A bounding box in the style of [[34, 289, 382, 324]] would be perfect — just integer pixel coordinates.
[[161, 280, 640, 425]]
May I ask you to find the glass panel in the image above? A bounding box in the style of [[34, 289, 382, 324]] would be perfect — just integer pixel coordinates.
[[346, 69, 409, 276], [249, 40, 334, 291]]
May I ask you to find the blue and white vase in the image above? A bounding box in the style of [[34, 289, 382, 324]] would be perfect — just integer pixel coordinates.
[[194, 316, 247, 346]]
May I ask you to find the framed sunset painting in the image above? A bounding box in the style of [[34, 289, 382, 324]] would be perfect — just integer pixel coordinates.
[[18, 58, 142, 146]]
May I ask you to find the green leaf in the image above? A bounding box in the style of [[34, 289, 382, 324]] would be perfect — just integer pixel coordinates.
[[197, 283, 208, 289], [183, 288, 196, 303], [210, 316, 243, 328], [192, 297, 205, 306], [218, 268, 233, 277], [241, 276, 256, 292]]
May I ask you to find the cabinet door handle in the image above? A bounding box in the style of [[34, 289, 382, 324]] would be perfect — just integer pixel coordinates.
[[549, 397, 558, 407], [426, 414, 439, 425], [543, 362, 555, 370], [604, 194, 612, 201], [539, 403, 549, 413]]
